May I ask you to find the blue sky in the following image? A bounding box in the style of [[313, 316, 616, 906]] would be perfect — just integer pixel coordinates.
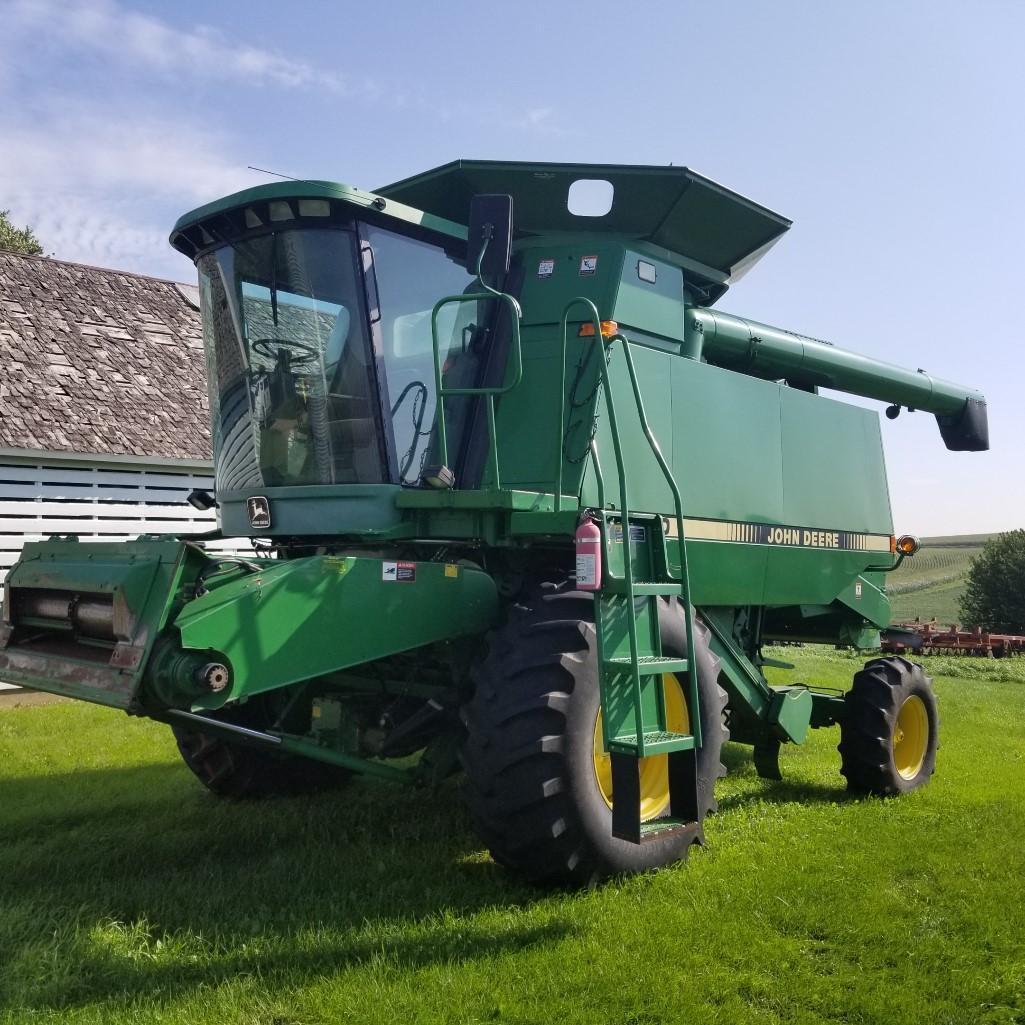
[[1, 0, 1020, 534]]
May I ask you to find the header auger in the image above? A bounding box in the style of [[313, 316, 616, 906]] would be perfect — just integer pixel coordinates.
[[0, 160, 987, 885]]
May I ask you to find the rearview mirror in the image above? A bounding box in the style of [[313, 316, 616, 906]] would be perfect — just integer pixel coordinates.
[[466, 194, 513, 278]]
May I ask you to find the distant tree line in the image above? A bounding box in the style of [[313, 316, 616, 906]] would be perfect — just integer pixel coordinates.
[[0, 210, 43, 256], [960, 530, 1025, 633]]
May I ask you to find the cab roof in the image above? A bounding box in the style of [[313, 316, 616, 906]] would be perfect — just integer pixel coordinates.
[[378, 159, 792, 283], [169, 180, 467, 262]]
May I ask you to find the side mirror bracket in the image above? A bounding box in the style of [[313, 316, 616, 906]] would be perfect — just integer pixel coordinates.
[[466, 194, 513, 279], [187, 489, 218, 511]]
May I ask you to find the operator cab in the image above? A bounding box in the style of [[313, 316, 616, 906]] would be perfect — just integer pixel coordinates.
[[173, 188, 489, 494]]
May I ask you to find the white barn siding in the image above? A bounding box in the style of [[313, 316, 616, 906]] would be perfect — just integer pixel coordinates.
[[0, 458, 251, 585]]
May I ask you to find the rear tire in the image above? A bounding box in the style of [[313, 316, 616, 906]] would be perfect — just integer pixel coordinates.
[[460, 590, 728, 886], [171, 697, 352, 799], [839, 656, 939, 795]]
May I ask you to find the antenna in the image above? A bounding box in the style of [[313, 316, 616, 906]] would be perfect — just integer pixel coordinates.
[[246, 166, 385, 209], [248, 165, 325, 190]]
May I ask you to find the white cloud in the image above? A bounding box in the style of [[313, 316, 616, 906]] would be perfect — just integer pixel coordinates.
[[1, 106, 255, 203], [511, 106, 569, 138], [524, 108, 554, 127], [11, 195, 184, 279], [0, 0, 566, 276], [4, 0, 350, 93], [0, 102, 259, 276], [0, 0, 366, 277]]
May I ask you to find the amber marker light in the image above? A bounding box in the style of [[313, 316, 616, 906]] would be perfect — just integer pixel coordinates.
[[578, 320, 618, 338], [896, 534, 921, 556]]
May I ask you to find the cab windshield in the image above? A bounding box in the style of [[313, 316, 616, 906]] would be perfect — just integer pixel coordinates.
[[197, 225, 479, 491]]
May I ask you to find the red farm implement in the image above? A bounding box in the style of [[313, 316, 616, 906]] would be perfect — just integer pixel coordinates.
[[883, 622, 1025, 658]]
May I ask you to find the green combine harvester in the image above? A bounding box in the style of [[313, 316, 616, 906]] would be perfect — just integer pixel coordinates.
[[0, 161, 988, 884]]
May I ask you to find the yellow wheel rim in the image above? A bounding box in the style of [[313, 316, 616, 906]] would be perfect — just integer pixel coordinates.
[[593, 673, 690, 821], [893, 694, 929, 780]]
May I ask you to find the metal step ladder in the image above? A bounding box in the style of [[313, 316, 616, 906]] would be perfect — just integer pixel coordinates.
[[559, 300, 702, 844], [595, 511, 702, 843]]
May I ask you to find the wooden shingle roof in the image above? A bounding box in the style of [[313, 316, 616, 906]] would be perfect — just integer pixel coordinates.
[[0, 251, 211, 460]]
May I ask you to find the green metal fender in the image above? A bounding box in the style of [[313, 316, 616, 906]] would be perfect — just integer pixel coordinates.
[[175, 555, 499, 711]]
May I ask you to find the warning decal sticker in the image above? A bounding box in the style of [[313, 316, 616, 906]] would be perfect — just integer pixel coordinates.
[[612, 524, 647, 544], [382, 561, 417, 582], [579, 255, 598, 276]]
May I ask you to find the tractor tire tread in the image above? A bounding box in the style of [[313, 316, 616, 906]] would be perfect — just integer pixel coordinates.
[[838, 655, 939, 796], [461, 591, 727, 886]]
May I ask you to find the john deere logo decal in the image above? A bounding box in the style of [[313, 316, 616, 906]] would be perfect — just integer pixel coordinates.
[[247, 496, 271, 529], [663, 516, 891, 552]]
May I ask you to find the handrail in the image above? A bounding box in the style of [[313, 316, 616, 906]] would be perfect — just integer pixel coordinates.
[[589, 439, 606, 509], [558, 298, 645, 742], [558, 297, 701, 751], [426, 234, 524, 489], [430, 290, 522, 488], [611, 329, 700, 747], [557, 299, 599, 513]]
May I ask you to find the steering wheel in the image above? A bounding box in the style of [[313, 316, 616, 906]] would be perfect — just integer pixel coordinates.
[[251, 337, 319, 368]]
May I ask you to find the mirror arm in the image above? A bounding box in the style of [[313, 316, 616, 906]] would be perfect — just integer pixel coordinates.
[[474, 235, 503, 300]]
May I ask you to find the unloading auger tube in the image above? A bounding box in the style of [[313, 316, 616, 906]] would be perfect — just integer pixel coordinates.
[[684, 307, 988, 451]]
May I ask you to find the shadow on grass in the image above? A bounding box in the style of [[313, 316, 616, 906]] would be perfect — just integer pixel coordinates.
[[721, 743, 756, 775], [718, 743, 855, 810], [717, 777, 855, 811], [7, 914, 571, 1010], [0, 762, 566, 1010]]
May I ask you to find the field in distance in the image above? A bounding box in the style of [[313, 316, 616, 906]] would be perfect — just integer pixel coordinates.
[[887, 532, 991, 626]]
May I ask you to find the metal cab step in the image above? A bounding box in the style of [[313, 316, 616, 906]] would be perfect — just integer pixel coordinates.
[[602, 579, 682, 596], [607, 730, 695, 756], [593, 509, 705, 844], [610, 746, 700, 844], [603, 655, 689, 675]]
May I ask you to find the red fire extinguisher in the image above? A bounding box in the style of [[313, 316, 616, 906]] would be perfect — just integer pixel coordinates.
[[575, 515, 602, 591]]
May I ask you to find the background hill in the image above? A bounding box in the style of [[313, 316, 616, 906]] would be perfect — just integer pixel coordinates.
[[887, 533, 991, 625]]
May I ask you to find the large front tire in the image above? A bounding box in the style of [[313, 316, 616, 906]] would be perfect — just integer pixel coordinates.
[[460, 591, 728, 886], [839, 656, 939, 796]]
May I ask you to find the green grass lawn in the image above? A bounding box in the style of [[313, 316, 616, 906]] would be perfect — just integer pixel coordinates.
[[2, 649, 1024, 1025]]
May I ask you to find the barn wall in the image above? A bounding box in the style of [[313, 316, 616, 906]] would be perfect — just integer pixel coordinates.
[[0, 452, 250, 585]]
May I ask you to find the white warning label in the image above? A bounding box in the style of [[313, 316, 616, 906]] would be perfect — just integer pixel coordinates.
[[575, 553, 598, 587]]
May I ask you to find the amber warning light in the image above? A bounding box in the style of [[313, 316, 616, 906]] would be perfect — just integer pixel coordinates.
[[579, 321, 618, 338], [896, 535, 921, 556]]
